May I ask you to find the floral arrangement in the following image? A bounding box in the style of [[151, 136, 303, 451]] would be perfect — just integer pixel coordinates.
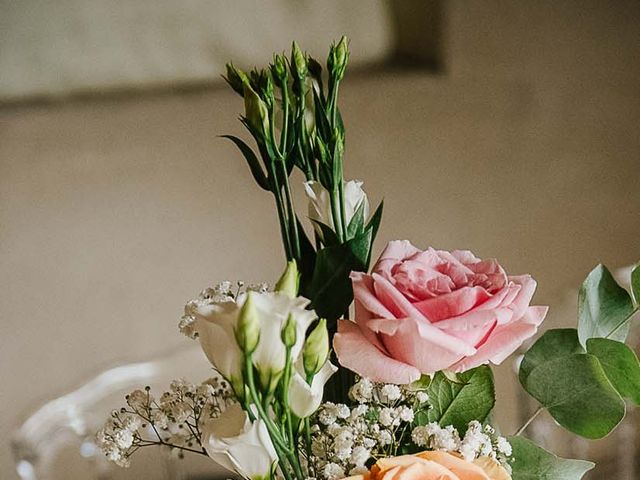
[[97, 38, 640, 480]]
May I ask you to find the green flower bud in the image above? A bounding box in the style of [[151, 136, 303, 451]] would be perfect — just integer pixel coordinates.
[[281, 313, 297, 348], [271, 54, 288, 83], [303, 318, 329, 377], [243, 82, 270, 137], [328, 36, 349, 82], [224, 63, 249, 96], [275, 261, 299, 297], [235, 292, 260, 354], [291, 41, 308, 80]]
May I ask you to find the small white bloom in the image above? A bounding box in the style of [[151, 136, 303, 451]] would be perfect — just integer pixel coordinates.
[[349, 378, 373, 403], [377, 430, 392, 446], [381, 384, 402, 402], [152, 410, 169, 429], [378, 407, 395, 427], [350, 445, 370, 467], [322, 462, 345, 480], [336, 404, 350, 419], [497, 436, 512, 456], [126, 390, 149, 410], [399, 407, 414, 423], [416, 392, 429, 403]]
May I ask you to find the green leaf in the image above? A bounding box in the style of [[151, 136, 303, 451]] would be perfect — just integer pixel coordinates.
[[524, 353, 625, 439], [578, 264, 634, 346], [424, 366, 495, 434], [310, 219, 340, 246], [508, 436, 594, 480], [631, 263, 640, 306], [309, 229, 371, 321], [586, 337, 640, 405], [296, 217, 316, 297], [364, 200, 384, 267], [346, 199, 366, 239], [220, 135, 270, 190], [519, 329, 584, 387]]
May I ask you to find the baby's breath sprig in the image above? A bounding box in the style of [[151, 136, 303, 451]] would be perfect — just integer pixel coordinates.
[[95, 376, 235, 467]]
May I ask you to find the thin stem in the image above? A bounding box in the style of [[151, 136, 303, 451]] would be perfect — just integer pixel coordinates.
[[515, 406, 543, 436], [268, 163, 293, 259], [280, 86, 290, 153], [605, 305, 640, 339], [278, 158, 301, 260], [330, 187, 344, 242]]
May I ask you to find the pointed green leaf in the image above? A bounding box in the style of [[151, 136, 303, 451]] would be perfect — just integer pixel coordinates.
[[586, 337, 640, 405], [519, 329, 584, 386], [221, 135, 270, 190], [310, 219, 340, 246], [524, 353, 625, 439], [308, 229, 371, 321], [296, 217, 316, 297], [346, 199, 366, 239], [508, 436, 594, 480], [424, 366, 495, 434], [578, 264, 634, 346], [364, 200, 384, 267], [632, 263, 640, 306]]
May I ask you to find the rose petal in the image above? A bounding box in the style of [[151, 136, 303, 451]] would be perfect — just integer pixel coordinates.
[[413, 286, 491, 322], [508, 275, 537, 319], [373, 240, 421, 280], [416, 451, 490, 480], [451, 306, 548, 372], [368, 316, 476, 374], [333, 320, 421, 384], [351, 271, 396, 319]]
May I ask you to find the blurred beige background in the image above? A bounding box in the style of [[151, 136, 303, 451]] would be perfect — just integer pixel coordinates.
[[2, 1, 640, 479]]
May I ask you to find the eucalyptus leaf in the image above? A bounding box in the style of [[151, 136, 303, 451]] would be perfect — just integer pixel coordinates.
[[508, 436, 594, 480], [519, 329, 584, 387], [524, 353, 625, 439], [577, 264, 634, 346], [586, 337, 640, 405], [220, 135, 270, 190], [632, 263, 640, 306], [424, 366, 495, 434]]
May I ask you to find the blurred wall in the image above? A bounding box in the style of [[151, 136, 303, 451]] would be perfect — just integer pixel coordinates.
[[2, 1, 640, 479]]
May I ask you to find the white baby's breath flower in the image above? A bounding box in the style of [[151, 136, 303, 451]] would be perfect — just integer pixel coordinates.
[[322, 462, 345, 480], [399, 406, 414, 423], [378, 407, 395, 427], [416, 391, 429, 403], [381, 384, 401, 402], [126, 389, 149, 410], [349, 378, 373, 403], [496, 436, 512, 456], [350, 445, 370, 467]]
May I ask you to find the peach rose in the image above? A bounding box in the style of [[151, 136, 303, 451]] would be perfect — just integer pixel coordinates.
[[344, 451, 511, 480], [334, 241, 548, 383]]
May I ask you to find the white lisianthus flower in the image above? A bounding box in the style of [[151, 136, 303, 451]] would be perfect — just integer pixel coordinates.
[[202, 403, 277, 480], [289, 359, 338, 418], [194, 301, 245, 395], [250, 292, 317, 392], [304, 180, 369, 240]]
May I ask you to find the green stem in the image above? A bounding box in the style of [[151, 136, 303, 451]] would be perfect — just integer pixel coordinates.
[[330, 187, 344, 242], [268, 163, 293, 259], [280, 85, 290, 153], [278, 159, 301, 261], [515, 406, 543, 436]]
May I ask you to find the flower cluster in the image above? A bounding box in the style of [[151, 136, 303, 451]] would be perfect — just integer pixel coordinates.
[[412, 421, 512, 470], [179, 281, 269, 339], [309, 378, 431, 479], [96, 376, 234, 467]]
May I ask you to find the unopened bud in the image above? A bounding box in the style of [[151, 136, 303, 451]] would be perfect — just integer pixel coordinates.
[[275, 261, 300, 297], [281, 313, 297, 348], [235, 292, 260, 354], [291, 41, 308, 80], [271, 54, 288, 83], [303, 318, 329, 377], [243, 83, 270, 137], [328, 36, 349, 81], [224, 63, 249, 96]]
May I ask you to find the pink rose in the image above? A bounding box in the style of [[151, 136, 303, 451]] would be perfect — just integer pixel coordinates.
[[334, 240, 548, 383]]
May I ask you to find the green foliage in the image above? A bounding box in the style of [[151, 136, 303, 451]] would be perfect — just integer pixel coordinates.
[[524, 353, 624, 439], [577, 264, 634, 345], [508, 436, 594, 480], [220, 135, 269, 190], [586, 337, 640, 405], [421, 366, 495, 434], [308, 229, 371, 321], [631, 263, 640, 306], [519, 329, 583, 386]]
